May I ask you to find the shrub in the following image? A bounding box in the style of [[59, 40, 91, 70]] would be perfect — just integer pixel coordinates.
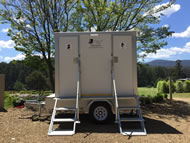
[[164, 93, 168, 99], [184, 80, 190, 92], [139, 95, 145, 105], [139, 95, 153, 105], [157, 80, 168, 93], [13, 80, 25, 91], [157, 81, 162, 92], [4, 93, 18, 109], [144, 95, 152, 104], [167, 80, 175, 93], [152, 93, 164, 103], [176, 80, 184, 93], [25, 71, 48, 90]]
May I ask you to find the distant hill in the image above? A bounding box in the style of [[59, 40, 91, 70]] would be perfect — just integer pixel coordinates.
[[147, 60, 190, 67]]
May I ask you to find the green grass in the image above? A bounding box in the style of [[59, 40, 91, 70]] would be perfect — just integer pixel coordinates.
[[3, 90, 53, 109], [138, 87, 158, 97], [172, 93, 190, 98], [4, 91, 17, 109], [138, 87, 190, 98]]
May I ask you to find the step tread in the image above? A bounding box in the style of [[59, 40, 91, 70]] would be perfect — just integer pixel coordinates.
[[119, 106, 139, 109], [120, 117, 143, 122], [122, 129, 147, 136], [48, 130, 75, 136], [53, 118, 75, 122], [56, 107, 76, 111]]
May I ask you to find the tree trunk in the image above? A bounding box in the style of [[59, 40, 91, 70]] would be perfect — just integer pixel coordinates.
[[46, 59, 55, 92], [169, 77, 172, 101]]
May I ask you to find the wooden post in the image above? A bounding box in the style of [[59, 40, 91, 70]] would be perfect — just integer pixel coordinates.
[[0, 74, 5, 108], [169, 77, 172, 101]]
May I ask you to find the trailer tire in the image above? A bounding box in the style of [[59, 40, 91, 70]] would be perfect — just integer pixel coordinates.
[[89, 102, 112, 123]]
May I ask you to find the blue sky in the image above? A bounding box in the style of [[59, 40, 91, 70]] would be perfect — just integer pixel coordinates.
[[0, 0, 190, 63]]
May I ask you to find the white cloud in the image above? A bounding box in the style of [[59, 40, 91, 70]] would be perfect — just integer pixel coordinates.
[[3, 54, 25, 62], [90, 26, 97, 32], [172, 26, 190, 38], [1, 28, 9, 33], [145, 2, 180, 18], [162, 24, 169, 28], [0, 56, 3, 60], [140, 42, 190, 59], [26, 24, 31, 29], [0, 40, 15, 49]]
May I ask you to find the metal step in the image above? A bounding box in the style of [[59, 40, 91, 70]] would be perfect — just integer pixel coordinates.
[[56, 107, 76, 111], [118, 106, 139, 110], [121, 129, 147, 136], [53, 118, 75, 122], [54, 97, 76, 100], [48, 130, 75, 136], [120, 117, 143, 122]]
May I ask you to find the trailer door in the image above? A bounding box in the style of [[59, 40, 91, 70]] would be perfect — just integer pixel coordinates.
[[57, 36, 79, 97], [113, 35, 134, 96], [80, 34, 112, 97]]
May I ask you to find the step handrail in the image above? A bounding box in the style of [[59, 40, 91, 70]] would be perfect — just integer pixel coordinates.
[[111, 57, 119, 122], [75, 58, 80, 121], [112, 74, 120, 122]]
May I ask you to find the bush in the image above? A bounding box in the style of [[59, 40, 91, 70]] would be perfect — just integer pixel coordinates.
[[139, 95, 146, 105], [139, 93, 164, 105], [144, 95, 152, 104], [164, 93, 168, 99], [13, 80, 25, 91], [176, 80, 184, 93], [25, 71, 48, 90], [184, 80, 190, 92], [167, 80, 175, 93], [152, 93, 164, 103], [4, 93, 18, 109], [157, 80, 168, 93], [139, 95, 153, 105]]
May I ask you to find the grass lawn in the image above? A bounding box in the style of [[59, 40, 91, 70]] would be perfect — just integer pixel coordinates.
[[138, 87, 190, 98], [138, 87, 157, 96]]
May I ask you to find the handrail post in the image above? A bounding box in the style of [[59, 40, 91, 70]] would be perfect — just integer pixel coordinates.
[[76, 58, 80, 121], [111, 56, 119, 122]]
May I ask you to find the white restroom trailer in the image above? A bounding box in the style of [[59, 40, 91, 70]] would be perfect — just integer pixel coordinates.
[[46, 31, 146, 136]]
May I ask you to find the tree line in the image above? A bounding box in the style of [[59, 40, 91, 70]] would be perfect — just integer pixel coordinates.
[[0, 56, 51, 91], [1, 57, 189, 91], [137, 60, 190, 87]]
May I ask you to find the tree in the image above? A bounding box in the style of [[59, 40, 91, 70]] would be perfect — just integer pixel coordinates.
[[0, 0, 175, 91], [25, 71, 49, 90], [137, 63, 154, 87], [173, 60, 185, 79], [184, 80, 190, 93], [13, 80, 25, 91], [176, 80, 183, 93], [23, 55, 49, 77], [0, 0, 77, 91]]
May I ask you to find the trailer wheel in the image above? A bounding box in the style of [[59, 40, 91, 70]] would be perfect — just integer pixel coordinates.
[[89, 102, 112, 123]]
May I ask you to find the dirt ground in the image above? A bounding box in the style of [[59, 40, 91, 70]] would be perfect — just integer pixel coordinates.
[[0, 98, 190, 143]]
